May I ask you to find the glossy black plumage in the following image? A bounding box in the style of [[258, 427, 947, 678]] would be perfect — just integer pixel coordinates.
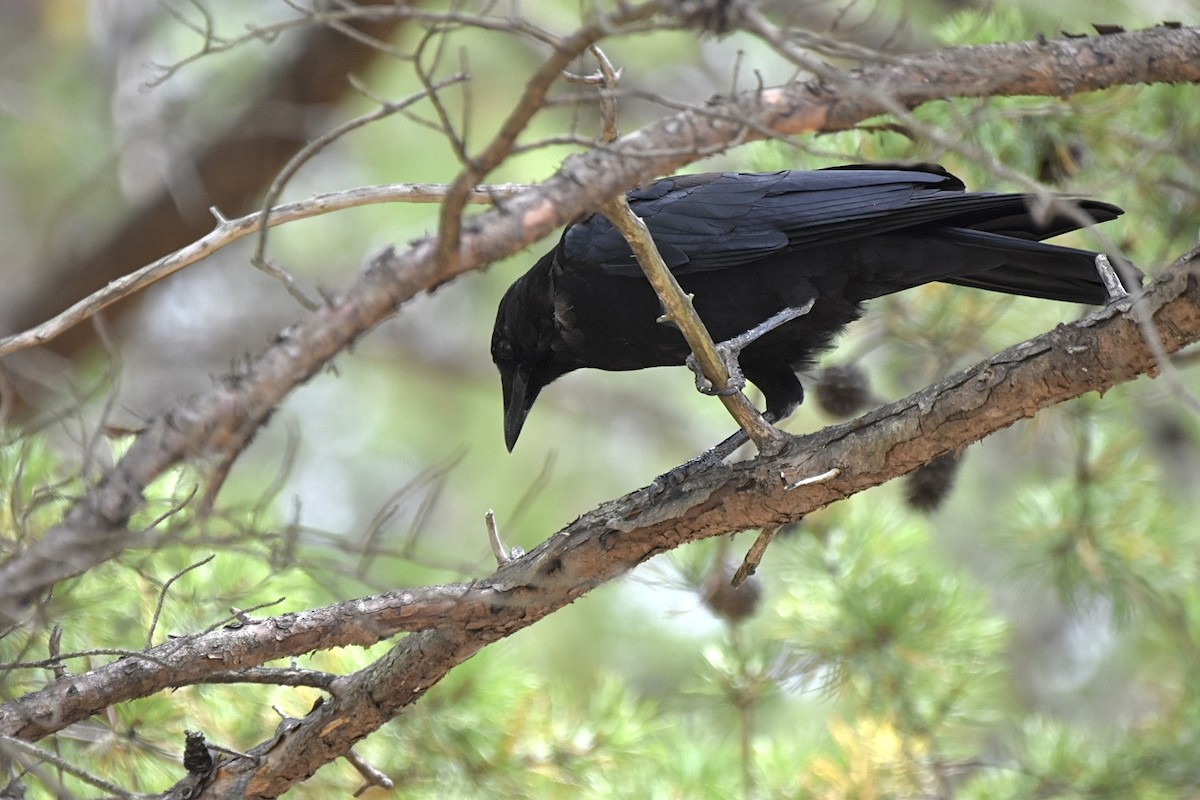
[[492, 164, 1131, 451]]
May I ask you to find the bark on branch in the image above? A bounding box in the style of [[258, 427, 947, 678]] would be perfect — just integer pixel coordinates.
[[3, 260, 1197, 799], [192, 263, 1199, 797]]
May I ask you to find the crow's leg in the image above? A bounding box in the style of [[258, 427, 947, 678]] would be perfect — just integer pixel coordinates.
[[686, 299, 815, 397], [649, 410, 782, 496]]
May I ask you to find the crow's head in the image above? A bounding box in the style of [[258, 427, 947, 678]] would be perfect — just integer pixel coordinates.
[[491, 253, 574, 451]]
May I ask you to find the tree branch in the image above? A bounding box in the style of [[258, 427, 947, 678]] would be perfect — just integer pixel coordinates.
[[179, 259, 1200, 796], [602, 195, 787, 452], [3, 262, 1196, 795], [0, 0, 410, 373], [0, 183, 525, 360], [432, 0, 667, 271]]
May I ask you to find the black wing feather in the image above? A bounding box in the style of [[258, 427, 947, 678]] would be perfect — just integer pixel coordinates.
[[559, 167, 1116, 277]]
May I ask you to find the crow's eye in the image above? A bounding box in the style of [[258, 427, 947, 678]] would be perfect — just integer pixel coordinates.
[[495, 339, 514, 362]]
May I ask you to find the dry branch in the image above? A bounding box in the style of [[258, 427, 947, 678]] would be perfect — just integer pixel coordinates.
[[3, 263, 1197, 770], [602, 195, 787, 452], [0, 184, 525, 359], [0, 0, 410, 368]]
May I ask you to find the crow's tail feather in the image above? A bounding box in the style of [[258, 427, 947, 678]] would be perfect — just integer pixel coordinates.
[[938, 228, 1139, 305]]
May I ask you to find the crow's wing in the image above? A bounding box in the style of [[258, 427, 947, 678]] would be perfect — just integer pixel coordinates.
[[558, 167, 1120, 277]]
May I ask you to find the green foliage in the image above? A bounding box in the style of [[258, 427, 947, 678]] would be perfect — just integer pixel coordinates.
[[1005, 404, 1194, 617], [0, 434, 382, 796], [372, 652, 669, 797], [3, 3, 1199, 797], [774, 506, 1008, 726]]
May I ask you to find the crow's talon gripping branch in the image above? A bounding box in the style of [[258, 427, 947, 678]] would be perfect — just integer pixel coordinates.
[[685, 300, 816, 398], [648, 448, 733, 498], [686, 348, 746, 396]]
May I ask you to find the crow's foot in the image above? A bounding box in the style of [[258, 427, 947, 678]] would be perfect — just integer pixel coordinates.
[[647, 418, 773, 498], [685, 300, 815, 397], [649, 447, 729, 498]]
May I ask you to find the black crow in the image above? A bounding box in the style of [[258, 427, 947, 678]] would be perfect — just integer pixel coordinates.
[[491, 164, 1132, 451]]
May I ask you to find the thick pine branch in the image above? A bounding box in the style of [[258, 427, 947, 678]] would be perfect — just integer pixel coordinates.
[[195, 267, 1199, 797], [3, 262, 1197, 797]]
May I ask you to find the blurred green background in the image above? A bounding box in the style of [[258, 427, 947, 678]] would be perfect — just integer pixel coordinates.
[[1, 0, 1199, 796]]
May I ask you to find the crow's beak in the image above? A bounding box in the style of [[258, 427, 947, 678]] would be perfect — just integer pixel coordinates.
[[501, 366, 537, 452]]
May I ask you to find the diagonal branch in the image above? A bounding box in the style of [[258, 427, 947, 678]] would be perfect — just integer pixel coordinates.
[[432, 0, 668, 271], [602, 196, 787, 453], [179, 259, 1200, 796], [0, 183, 526, 360], [4, 260, 1197, 761]]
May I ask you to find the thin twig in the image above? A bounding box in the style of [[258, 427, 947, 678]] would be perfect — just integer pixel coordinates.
[[347, 748, 395, 795], [0, 182, 526, 359], [47, 624, 67, 679], [0, 733, 139, 798], [147, 554, 215, 648], [433, 0, 665, 275], [251, 72, 471, 307], [412, 32, 470, 165], [144, 6, 561, 89], [732, 525, 779, 587], [0, 649, 172, 671], [486, 509, 524, 566], [575, 45, 622, 143], [600, 196, 789, 454]]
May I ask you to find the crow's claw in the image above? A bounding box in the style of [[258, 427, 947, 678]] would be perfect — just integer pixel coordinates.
[[684, 301, 814, 399], [648, 447, 731, 499], [686, 348, 746, 396]]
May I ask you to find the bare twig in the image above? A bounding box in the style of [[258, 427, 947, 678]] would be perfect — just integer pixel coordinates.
[[785, 467, 841, 491], [412, 30, 471, 165], [600, 195, 789, 454], [574, 45, 623, 143], [250, 72, 471, 307], [347, 748, 395, 795], [0, 649, 172, 671], [732, 526, 780, 587], [145, 5, 566, 89], [486, 509, 524, 566], [732, 467, 838, 586], [147, 554, 216, 648], [433, 0, 666, 273], [0, 182, 526, 359], [47, 625, 67, 680], [0, 733, 138, 798]]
